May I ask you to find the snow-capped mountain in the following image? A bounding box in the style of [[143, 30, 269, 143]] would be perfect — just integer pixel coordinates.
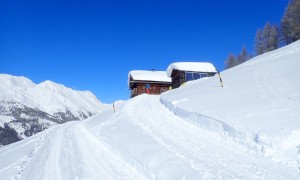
[[0, 74, 109, 145]]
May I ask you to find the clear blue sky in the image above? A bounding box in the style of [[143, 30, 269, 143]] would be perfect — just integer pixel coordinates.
[[0, 0, 288, 103]]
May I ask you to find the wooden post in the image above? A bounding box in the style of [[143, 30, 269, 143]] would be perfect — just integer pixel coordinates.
[[217, 71, 224, 87]]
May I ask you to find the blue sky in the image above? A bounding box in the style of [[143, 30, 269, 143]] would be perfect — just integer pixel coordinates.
[[0, 0, 288, 103]]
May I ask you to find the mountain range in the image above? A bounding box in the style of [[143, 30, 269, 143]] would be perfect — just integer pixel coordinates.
[[0, 74, 109, 145]]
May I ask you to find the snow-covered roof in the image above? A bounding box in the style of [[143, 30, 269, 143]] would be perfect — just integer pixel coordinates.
[[128, 70, 171, 86], [167, 62, 217, 77]]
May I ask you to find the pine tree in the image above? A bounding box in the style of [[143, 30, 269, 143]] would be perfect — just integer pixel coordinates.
[[269, 24, 278, 51], [254, 23, 278, 56], [263, 22, 272, 52], [254, 28, 264, 56], [236, 45, 249, 65], [281, 0, 300, 44], [278, 25, 287, 47], [281, 9, 292, 44], [236, 54, 243, 65], [241, 45, 249, 61], [224, 53, 237, 69]]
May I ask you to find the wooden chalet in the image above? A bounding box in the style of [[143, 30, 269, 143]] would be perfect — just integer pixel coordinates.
[[167, 62, 217, 89], [128, 70, 172, 98]]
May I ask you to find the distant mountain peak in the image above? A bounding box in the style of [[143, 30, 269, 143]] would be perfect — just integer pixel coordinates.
[[0, 74, 36, 89], [0, 74, 110, 145]]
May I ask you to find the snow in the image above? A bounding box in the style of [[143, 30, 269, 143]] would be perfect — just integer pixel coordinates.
[[166, 62, 217, 77], [128, 70, 171, 85], [0, 40, 300, 179], [0, 95, 299, 179], [0, 115, 13, 127], [0, 75, 109, 117], [161, 40, 300, 168], [8, 122, 27, 139]]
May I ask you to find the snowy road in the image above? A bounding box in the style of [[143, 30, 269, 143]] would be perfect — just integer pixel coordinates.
[[24, 122, 147, 180], [1, 94, 299, 179], [0, 121, 147, 179]]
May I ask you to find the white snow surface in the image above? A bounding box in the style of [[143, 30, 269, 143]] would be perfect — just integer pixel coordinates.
[[0, 95, 299, 179], [1, 41, 300, 179], [0, 115, 13, 127], [0, 74, 109, 117], [166, 62, 217, 77], [162, 40, 300, 168], [128, 70, 171, 84]]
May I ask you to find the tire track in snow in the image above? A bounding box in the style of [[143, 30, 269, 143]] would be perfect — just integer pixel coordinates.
[[73, 122, 147, 180], [13, 136, 45, 180], [17, 121, 147, 180], [13, 130, 50, 180], [21, 124, 65, 180]]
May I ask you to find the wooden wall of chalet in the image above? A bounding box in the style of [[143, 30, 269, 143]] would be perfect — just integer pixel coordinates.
[[131, 83, 170, 98], [171, 69, 185, 89]]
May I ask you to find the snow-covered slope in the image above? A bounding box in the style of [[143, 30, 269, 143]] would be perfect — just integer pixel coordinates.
[[0, 41, 299, 179], [161, 40, 300, 167], [0, 74, 109, 145]]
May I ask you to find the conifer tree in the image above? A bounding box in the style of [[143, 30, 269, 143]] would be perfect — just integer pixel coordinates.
[[263, 22, 272, 52], [236, 45, 249, 65], [281, 0, 300, 44], [224, 53, 237, 69], [236, 54, 243, 66], [255, 22, 278, 56], [241, 45, 249, 61], [269, 24, 278, 51], [254, 28, 264, 56]]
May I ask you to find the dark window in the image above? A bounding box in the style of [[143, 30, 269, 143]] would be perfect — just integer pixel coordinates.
[[186, 72, 193, 82], [185, 72, 209, 82], [193, 73, 200, 80], [201, 73, 208, 78]]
